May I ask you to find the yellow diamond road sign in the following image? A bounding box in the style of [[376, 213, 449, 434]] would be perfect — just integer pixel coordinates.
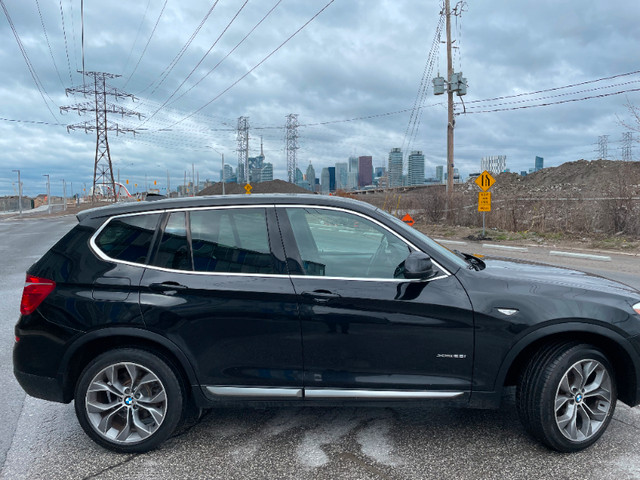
[[244, 183, 252, 194], [475, 170, 495, 191], [478, 192, 491, 212]]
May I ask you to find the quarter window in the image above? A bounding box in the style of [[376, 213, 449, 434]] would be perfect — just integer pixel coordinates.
[[95, 213, 161, 264], [285, 208, 411, 279]]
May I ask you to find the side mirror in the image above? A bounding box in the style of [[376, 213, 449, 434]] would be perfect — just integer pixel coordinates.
[[404, 252, 436, 280]]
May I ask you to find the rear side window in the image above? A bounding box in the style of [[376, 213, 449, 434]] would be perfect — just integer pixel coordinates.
[[190, 208, 277, 274], [154, 212, 192, 271], [95, 213, 161, 264]]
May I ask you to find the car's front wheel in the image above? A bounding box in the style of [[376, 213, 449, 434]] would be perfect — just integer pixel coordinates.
[[74, 348, 183, 453], [517, 342, 616, 452]]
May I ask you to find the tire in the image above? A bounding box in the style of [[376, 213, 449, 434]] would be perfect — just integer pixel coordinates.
[[516, 342, 617, 452], [74, 348, 183, 453]]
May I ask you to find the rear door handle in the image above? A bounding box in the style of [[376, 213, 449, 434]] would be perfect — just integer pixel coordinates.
[[301, 290, 341, 303], [149, 282, 188, 293]]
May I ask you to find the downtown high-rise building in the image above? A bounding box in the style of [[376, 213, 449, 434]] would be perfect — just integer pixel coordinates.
[[358, 156, 373, 187], [388, 148, 403, 187], [480, 155, 507, 175], [435, 165, 444, 183], [335, 162, 348, 190], [261, 163, 273, 182], [306, 163, 316, 185], [407, 151, 425, 186]]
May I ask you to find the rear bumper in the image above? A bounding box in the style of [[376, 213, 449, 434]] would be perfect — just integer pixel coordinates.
[[13, 369, 66, 403]]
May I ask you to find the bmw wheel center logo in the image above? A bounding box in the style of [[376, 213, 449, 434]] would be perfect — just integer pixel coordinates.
[[125, 396, 134, 406]]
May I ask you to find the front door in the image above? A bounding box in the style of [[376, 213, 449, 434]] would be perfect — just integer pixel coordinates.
[[277, 206, 474, 398]]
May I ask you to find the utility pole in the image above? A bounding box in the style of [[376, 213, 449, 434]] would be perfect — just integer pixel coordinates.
[[12, 169, 22, 216], [43, 174, 50, 214], [445, 0, 454, 207], [192, 163, 196, 196], [434, 1, 467, 214], [167, 170, 170, 196], [61, 71, 141, 203], [62, 179, 67, 211], [221, 153, 225, 195]]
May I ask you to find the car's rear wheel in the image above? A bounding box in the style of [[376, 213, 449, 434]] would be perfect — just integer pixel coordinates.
[[516, 342, 616, 452], [74, 348, 183, 453]]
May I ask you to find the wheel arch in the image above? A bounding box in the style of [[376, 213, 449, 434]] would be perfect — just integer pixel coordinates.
[[499, 323, 640, 407], [59, 327, 201, 404]]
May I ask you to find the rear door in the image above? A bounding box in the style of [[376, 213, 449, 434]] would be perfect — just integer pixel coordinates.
[[277, 206, 474, 399], [139, 206, 303, 400]]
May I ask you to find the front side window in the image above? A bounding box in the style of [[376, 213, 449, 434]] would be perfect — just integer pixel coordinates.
[[285, 208, 411, 279], [95, 213, 161, 264]]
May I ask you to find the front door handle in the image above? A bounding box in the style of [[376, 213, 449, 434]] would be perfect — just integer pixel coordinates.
[[301, 290, 341, 303], [149, 282, 188, 293]]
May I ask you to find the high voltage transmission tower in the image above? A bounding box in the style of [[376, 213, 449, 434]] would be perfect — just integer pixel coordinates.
[[622, 132, 633, 161], [597, 135, 609, 160], [285, 114, 299, 183], [61, 71, 141, 201], [236, 116, 249, 184]]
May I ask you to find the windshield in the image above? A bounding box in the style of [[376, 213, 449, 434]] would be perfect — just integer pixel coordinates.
[[375, 208, 468, 270]]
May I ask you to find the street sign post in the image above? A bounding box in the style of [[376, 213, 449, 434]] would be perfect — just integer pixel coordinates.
[[244, 184, 252, 195], [475, 171, 495, 237]]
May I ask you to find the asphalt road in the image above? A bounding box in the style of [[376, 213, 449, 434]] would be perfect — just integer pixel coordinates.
[[2, 215, 640, 479]]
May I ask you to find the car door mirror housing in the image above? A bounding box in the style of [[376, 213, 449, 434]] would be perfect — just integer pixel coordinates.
[[404, 252, 436, 280]]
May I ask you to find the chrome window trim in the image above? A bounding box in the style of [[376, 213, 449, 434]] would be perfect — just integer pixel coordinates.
[[303, 388, 465, 399], [89, 205, 280, 271], [88, 203, 452, 282], [206, 386, 303, 398], [278, 205, 452, 280]]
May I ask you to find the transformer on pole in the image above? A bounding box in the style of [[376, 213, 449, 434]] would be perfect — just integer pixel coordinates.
[[237, 116, 249, 184], [61, 71, 140, 202], [285, 114, 299, 184]]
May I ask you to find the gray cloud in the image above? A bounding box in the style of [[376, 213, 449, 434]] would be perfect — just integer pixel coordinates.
[[1, 0, 639, 196]]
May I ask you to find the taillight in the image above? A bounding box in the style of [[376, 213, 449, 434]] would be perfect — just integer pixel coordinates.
[[20, 275, 56, 316]]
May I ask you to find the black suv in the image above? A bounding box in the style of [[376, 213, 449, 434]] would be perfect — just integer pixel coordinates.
[[13, 194, 640, 453]]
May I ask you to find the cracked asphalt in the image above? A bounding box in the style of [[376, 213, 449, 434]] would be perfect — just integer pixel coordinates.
[[2, 215, 640, 480]]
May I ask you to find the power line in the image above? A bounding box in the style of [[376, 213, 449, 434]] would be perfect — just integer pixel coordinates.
[[122, 0, 152, 74], [164, 0, 336, 130], [0, 116, 63, 126], [1, 0, 60, 122], [122, 0, 169, 89], [34, 0, 65, 89], [67, 0, 80, 71], [58, 0, 74, 85], [403, 11, 444, 151], [466, 79, 640, 110], [459, 87, 640, 115], [466, 70, 640, 105], [138, 0, 222, 97], [139, 0, 249, 126], [165, 0, 283, 109]]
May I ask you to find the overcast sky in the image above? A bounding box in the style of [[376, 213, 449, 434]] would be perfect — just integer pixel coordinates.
[[1, 0, 639, 197]]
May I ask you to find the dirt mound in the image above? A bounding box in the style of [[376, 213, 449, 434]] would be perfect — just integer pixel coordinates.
[[198, 179, 311, 196], [486, 160, 640, 197]]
